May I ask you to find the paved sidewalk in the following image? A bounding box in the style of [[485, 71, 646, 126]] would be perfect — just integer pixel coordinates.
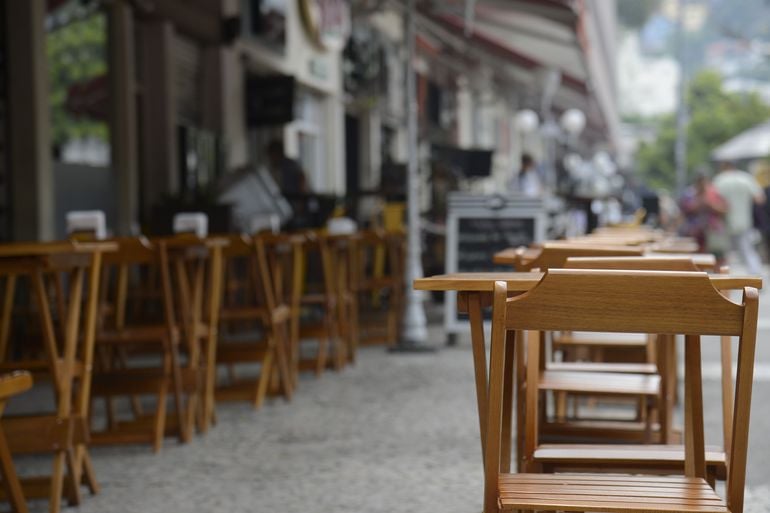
[[11, 331, 768, 513], [30, 343, 485, 513]]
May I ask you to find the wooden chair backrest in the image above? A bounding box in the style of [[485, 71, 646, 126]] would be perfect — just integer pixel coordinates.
[[326, 233, 357, 296], [99, 236, 211, 347], [298, 231, 336, 302], [354, 229, 383, 284], [484, 269, 759, 513], [158, 237, 219, 356], [513, 243, 644, 272], [255, 232, 303, 310], [565, 236, 648, 246], [219, 234, 261, 314], [98, 237, 157, 329]]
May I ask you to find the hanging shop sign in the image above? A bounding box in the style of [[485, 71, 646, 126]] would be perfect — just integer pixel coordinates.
[[299, 0, 351, 51]]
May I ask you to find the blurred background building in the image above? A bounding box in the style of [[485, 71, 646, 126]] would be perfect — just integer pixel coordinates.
[[0, 0, 621, 242]]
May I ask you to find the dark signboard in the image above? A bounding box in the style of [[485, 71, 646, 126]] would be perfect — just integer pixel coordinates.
[[245, 74, 295, 127], [456, 217, 536, 273], [453, 216, 535, 323]]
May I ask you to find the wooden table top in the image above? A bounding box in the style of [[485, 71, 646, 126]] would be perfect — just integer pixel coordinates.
[[414, 272, 762, 292], [0, 240, 117, 258]]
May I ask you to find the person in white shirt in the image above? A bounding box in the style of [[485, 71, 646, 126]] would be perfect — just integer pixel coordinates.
[[513, 154, 543, 198], [712, 161, 766, 275]]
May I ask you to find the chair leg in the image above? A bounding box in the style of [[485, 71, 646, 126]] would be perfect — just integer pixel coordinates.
[[0, 426, 27, 513], [153, 384, 168, 453], [254, 350, 274, 409], [183, 388, 198, 443], [273, 326, 292, 400], [64, 449, 82, 506], [80, 450, 99, 495], [49, 452, 66, 513]]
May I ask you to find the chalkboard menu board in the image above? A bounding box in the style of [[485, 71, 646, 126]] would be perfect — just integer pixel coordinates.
[[444, 193, 546, 337], [457, 217, 535, 272]]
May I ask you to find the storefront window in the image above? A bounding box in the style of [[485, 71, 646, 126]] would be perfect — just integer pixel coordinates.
[[46, 0, 110, 166], [294, 90, 326, 191]]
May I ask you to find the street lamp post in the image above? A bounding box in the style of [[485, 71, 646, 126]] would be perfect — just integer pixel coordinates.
[[394, 0, 432, 352]]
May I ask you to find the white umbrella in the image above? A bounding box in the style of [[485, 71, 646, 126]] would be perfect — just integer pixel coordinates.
[[712, 120, 770, 161]]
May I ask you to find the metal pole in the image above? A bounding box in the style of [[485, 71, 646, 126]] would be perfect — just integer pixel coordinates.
[[394, 0, 432, 351], [674, 0, 688, 196]]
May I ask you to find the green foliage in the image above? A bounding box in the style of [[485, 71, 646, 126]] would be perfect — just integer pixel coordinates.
[[617, 0, 662, 28], [46, 5, 108, 150], [636, 70, 770, 190]]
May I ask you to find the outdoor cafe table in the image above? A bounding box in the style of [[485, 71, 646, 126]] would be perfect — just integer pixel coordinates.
[[413, 271, 763, 463], [0, 240, 115, 512]]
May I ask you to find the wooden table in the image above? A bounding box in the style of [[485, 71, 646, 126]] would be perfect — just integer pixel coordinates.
[[414, 271, 763, 463], [0, 241, 115, 513]]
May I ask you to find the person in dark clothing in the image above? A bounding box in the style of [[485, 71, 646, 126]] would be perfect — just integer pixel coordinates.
[[266, 139, 310, 195]]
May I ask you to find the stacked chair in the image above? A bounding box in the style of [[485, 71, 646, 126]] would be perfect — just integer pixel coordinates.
[[90, 236, 225, 451], [216, 234, 292, 408], [467, 226, 760, 513], [354, 229, 406, 347], [503, 243, 666, 443], [0, 241, 109, 512], [483, 268, 758, 513]]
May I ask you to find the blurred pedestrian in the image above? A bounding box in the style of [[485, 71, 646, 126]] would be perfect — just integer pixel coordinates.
[[751, 160, 770, 259], [679, 170, 728, 263], [713, 161, 766, 275], [512, 153, 542, 198], [266, 139, 310, 195]]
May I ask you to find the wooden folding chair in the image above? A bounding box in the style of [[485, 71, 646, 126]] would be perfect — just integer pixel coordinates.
[[0, 371, 32, 513], [327, 234, 359, 363], [524, 256, 735, 480], [254, 232, 305, 389], [90, 236, 223, 450], [483, 269, 759, 513], [295, 232, 346, 373], [511, 243, 656, 361], [216, 234, 292, 408], [354, 229, 405, 347], [0, 242, 108, 513], [503, 244, 659, 440], [503, 242, 645, 272]]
